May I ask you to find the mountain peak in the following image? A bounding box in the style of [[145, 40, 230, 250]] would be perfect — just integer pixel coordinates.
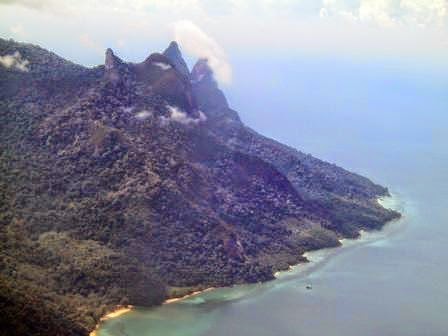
[[165, 41, 180, 51], [162, 41, 189, 78], [104, 48, 125, 82], [191, 58, 233, 116], [104, 48, 122, 69], [191, 58, 214, 85]]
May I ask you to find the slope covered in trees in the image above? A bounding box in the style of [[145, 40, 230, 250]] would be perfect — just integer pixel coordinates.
[[0, 38, 400, 336]]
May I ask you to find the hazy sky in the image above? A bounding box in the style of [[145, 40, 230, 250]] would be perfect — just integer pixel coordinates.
[[0, 0, 447, 84]]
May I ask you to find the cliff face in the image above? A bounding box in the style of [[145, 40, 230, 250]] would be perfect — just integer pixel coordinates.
[[0, 38, 400, 336]]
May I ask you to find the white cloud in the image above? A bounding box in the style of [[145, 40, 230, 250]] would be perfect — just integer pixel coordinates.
[[400, 0, 448, 27], [0, 51, 29, 71], [0, 0, 446, 71], [320, 0, 448, 28], [135, 110, 153, 120], [163, 105, 207, 125], [153, 61, 172, 71], [173, 20, 232, 85], [358, 0, 398, 27]]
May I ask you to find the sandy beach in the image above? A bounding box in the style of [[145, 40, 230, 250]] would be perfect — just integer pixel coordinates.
[[92, 193, 403, 335]]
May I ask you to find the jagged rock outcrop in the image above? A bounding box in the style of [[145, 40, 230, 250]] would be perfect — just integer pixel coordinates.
[[163, 41, 190, 79], [191, 59, 240, 122], [104, 48, 124, 83], [0, 38, 400, 336]]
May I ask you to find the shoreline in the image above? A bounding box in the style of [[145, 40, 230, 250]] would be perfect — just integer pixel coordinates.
[[89, 288, 216, 336], [89, 306, 133, 336], [273, 193, 403, 280], [163, 287, 215, 304], [91, 193, 403, 335]]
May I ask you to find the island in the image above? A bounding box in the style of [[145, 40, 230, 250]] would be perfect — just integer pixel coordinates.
[[0, 38, 400, 336]]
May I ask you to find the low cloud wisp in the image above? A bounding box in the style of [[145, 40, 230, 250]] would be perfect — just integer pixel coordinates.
[[135, 110, 153, 120], [162, 105, 207, 126], [153, 62, 172, 71], [0, 51, 29, 71]]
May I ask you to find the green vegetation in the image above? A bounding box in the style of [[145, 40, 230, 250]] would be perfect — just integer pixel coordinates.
[[0, 38, 400, 336]]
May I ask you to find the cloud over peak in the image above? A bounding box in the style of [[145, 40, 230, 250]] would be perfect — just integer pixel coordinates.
[[1, 0, 446, 69], [173, 20, 232, 85]]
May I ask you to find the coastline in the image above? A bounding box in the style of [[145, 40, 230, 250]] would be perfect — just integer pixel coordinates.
[[163, 287, 215, 304], [275, 193, 403, 280], [91, 193, 403, 335], [89, 306, 133, 336], [89, 288, 217, 335]]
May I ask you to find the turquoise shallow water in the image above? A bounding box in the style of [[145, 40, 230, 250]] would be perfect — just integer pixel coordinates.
[[97, 60, 448, 336], [98, 183, 445, 336]]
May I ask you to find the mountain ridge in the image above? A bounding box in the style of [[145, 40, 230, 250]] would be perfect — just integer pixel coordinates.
[[0, 38, 400, 336]]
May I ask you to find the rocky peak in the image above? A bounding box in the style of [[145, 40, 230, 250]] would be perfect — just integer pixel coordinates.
[[104, 48, 125, 83], [191, 58, 214, 85], [105, 48, 122, 70], [162, 41, 190, 79], [191, 58, 232, 115]]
